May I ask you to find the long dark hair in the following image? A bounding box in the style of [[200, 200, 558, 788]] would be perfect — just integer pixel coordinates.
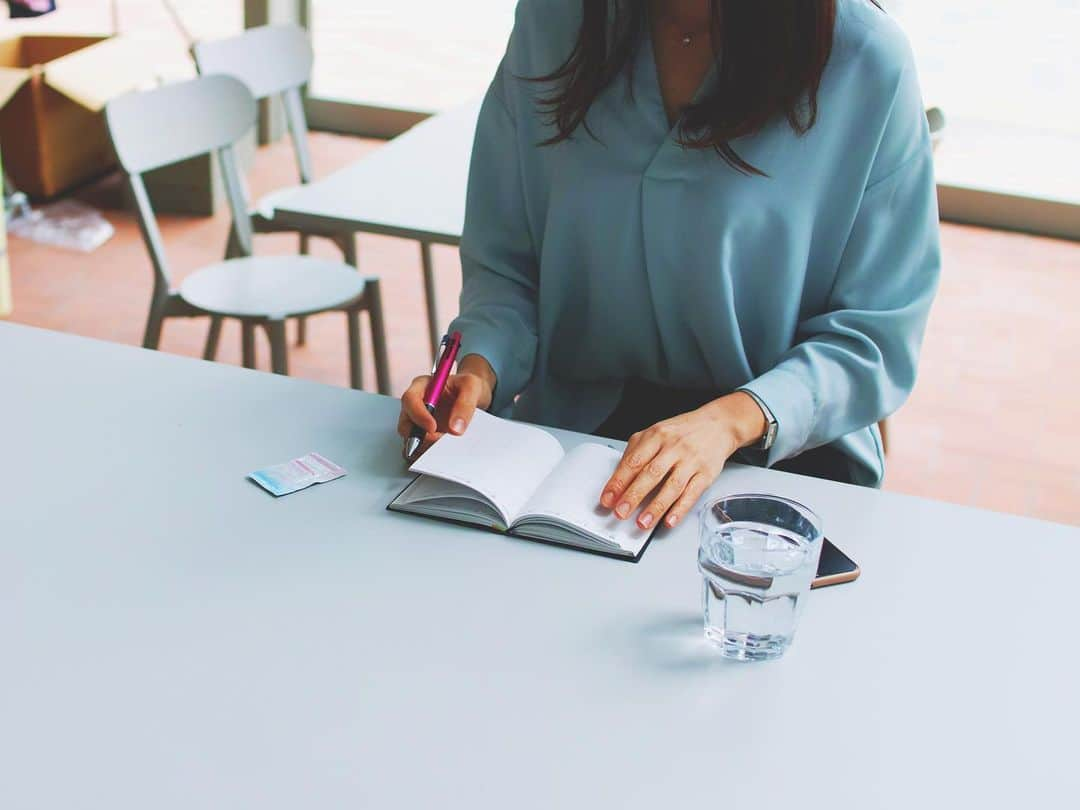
[[533, 1, 865, 175]]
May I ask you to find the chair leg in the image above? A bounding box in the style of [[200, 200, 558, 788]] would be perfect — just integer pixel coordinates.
[[225, 225, 243, 260], [420, 240, 440, 361], [241, 321, 257, 369], [266, 320, 289, 376], [295, 233, 310, 346], [365, 278, 391, 395], [341, 232, 359, 268], [346, 308, 364, 391], [142, 298, 167, 350], [203, 316, 224, 360]]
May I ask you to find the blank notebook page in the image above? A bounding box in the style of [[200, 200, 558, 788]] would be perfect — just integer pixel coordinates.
[[409, 410, 565, 523], [521, 443, 651, 552]]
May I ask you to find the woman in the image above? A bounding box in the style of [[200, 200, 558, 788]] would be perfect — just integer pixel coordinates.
[[398, 0, 940, 532]]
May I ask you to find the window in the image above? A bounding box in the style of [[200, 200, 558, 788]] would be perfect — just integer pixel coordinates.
[[3, 0, 244, 79], [887, 0, 1080, 234], [307, 0, 516, 113]]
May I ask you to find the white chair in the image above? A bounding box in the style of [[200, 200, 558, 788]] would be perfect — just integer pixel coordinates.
[[193, 23, 359, 350], [104, 75, 390, 393]]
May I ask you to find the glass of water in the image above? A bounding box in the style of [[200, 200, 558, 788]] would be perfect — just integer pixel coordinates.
[[698, 494, 823, 661]]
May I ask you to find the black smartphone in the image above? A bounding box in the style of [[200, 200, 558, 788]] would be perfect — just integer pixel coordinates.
[[812, 537, 860, 589]]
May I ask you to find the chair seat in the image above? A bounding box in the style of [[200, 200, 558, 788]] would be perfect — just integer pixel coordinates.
[[180, 255, 366, 319]]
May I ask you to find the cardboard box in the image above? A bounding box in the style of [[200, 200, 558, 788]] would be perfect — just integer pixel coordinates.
[[0, 34, 155, 200]]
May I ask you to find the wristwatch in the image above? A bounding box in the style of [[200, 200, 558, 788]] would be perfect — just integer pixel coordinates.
[[739, 389, 778, 452]]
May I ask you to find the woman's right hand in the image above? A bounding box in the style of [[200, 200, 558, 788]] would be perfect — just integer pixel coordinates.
[[397, 353, 497, 455]]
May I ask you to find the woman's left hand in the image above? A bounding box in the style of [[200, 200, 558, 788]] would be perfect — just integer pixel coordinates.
[[599, 392, 768, 531]]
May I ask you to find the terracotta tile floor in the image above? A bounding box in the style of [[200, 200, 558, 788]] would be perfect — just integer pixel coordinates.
[[5, 132, 1079, 526]]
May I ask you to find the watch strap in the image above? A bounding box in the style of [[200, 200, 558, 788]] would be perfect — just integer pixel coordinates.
[[738, 388, 778, 452]]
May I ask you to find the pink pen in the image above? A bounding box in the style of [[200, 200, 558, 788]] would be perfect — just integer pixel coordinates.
[[404, 331, 462, 460]]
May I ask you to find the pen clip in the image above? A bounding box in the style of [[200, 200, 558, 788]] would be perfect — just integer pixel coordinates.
[[429, 335, 449, 375]]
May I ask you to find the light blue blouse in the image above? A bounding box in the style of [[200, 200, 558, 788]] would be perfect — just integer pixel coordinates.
[[448, 0, 941, 487]]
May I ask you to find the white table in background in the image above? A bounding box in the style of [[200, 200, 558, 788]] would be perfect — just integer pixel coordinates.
[[2, 322, 1079, 809], [272, 102, 480, 358]]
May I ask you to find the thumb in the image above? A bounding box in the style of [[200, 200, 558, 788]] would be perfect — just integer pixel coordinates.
[[447, 377, 482, 435]]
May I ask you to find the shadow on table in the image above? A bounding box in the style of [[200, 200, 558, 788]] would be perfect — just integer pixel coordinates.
[[619, 611, 742, 676]]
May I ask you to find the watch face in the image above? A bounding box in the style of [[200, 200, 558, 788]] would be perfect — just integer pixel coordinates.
[[762, 422, 778, 451]]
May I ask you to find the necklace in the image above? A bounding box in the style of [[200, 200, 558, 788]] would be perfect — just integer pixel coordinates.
[[665, 20, 710, 46], [652, 0, 710, 46], [654, 6, 710, 47]]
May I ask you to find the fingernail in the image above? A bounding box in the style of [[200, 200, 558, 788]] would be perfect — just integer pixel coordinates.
[[601, 490, 615, 507], [615, 502, 630, 519], [667, 514, 679, 527], [639, 513, 654, 529], [451, 418, 465, 434]]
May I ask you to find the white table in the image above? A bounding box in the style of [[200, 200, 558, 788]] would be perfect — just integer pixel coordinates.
[[273, 102, 480, 358], [2, 323, 1079, 809]]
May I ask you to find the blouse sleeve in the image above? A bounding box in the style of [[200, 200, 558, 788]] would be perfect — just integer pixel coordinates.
[[740, 61, 942, 467], [448, 62, 540, 414]]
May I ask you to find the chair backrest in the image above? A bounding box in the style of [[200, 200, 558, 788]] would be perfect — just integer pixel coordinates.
[[106, 74, 256, 175], [192, 24, 313, 100], [193, 24, 315, 183], [104, 75, 258, 292]]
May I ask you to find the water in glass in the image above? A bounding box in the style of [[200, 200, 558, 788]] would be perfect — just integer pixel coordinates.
[[698, 495, 822, 661]]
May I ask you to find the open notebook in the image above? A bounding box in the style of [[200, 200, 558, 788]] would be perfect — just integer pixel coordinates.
[[387, 410, 654, 562]]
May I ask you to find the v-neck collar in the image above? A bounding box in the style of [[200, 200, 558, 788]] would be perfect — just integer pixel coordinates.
[[638, 16, 719, 138]]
